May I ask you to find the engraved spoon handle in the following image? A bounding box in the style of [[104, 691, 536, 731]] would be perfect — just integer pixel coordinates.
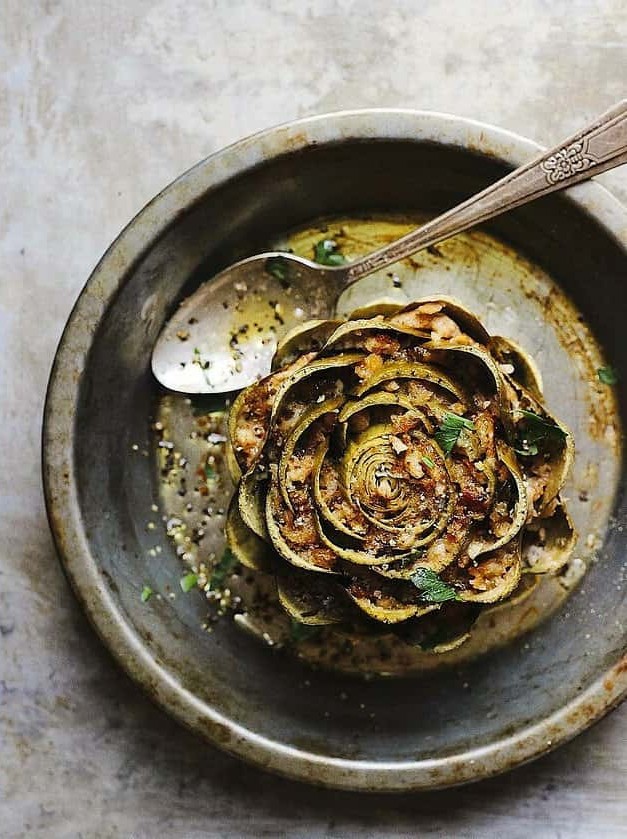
[[343, 99, 627, 286]]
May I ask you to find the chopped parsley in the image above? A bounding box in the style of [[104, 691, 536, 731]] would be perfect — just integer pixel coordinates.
[[140, 585, 153, 603], [209, 547, 236, 590], [421, 455, 436, 470], [597, 366, 618, 386], [265, 255, 291, 287], [411, 567, 459, 603], [180, 572, 198, 593], [434, 412, 475, 456], [313, 238, 347, 266], [513, 409, 566, 457]]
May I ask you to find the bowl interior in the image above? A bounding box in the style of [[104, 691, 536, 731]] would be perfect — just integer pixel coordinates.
[[72, 137, 626, 774]]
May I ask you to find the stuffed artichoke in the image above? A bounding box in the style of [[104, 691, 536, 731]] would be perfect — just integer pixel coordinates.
[[225, 297, 575, 653]]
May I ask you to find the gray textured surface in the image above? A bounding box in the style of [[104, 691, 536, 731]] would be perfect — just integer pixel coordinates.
[[2, 1, 627, 836]]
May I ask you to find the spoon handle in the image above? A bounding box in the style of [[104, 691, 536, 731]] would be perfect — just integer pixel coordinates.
[[344, 99, 627, 286]]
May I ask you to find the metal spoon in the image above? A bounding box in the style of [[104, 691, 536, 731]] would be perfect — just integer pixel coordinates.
[[152, 100, 627, 394]]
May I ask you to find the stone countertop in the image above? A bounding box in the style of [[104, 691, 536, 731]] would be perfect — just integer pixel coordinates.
[[1, 2, 626, 836]]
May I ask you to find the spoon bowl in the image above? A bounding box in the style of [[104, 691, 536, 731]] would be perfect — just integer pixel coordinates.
[[151, 251, 345, 393]]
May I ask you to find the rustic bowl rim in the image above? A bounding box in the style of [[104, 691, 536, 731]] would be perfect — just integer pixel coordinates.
[[42, 108, 627, 792]]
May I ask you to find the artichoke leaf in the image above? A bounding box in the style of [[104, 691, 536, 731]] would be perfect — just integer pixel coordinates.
[[315, 509, 412, 566], [265, 478, 340, 574], [489, 335, 544, 400], [338, 391, 433, 432], [372, 546, 455, 580], [466, 441, 529, 561], [507, 378, 574, 513], [390, 296, 491, 344], [346, 578, 437, 624], [336, 391, 432, 450], [522, 498, 577, 574], [394, 601, 482, 652], [269, 353, 364, 427], [238, 467, 269, 540], [277, 396, 343, 510], [353, 360, 466, 402], [347, 300, 406, 319], [273, 319, 341, 370], [224, 438, 242, 483], [484, 573, 539, 614], [225, 494, 273, 572], [277, 569, 350, 625], [322, 318, 430, 352], [228, 353, 315, 471], [312, 445, 368, 540], [425, 341, 508, 422], [227, 381, 269, 472], [457, 537, 522, 604]]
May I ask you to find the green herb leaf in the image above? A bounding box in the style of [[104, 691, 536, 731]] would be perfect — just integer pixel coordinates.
[[180, 572, 198, 593], [209, 548, 236, 590], [598, 366, 618, 386], [411, 567, 459, 603], [434, 412, 475, 456], [289, 619, 322, 643], [446, 412, 475, 431], [421, 455, 435, 469], [265, 255, 291, 288], [313, 239, 347, 266], [513, 409, 566, 456], [204, 462, 217, 480], [140, 585, 153, 603]]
